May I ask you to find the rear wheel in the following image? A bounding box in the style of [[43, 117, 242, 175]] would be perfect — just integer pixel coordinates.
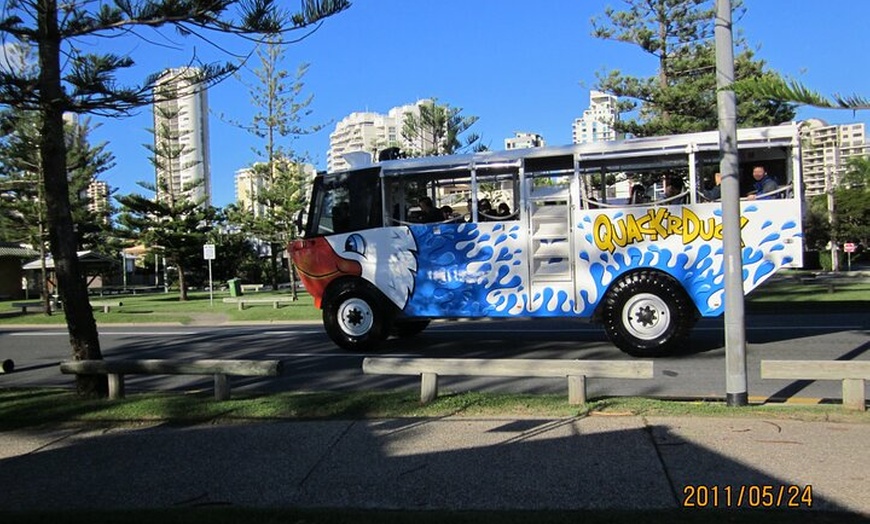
[[600, 270, 695, 357], [322, 281, 389, 351]]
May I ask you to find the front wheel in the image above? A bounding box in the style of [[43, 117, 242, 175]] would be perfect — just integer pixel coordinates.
[[323, 282, 389, 351], [600, 270, 695, 357]]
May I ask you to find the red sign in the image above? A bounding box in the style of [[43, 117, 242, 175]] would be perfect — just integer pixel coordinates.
[[844, 243, 856, 253]]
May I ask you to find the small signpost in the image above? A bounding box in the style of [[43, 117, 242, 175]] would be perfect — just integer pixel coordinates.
[[203, 243, 216, 306], [844, 242, 856, 272]]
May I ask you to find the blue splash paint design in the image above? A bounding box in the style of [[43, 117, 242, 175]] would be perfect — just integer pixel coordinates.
[[760, 233, 781, 245], [398, 201, 802, 320], [753, 261, 776, 284], [405, 224, 529, 317]]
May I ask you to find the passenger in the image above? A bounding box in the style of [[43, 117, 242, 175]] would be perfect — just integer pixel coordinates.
[[418, 196, 444, 223], [440, 205, 459, 222], [703, 172, 722, 201], [478, 198, 493, 221], [664, 176, 686, 204], [629, 183, 647, 205], [746, 166, 779, 200], [496, 202, 512, 219]]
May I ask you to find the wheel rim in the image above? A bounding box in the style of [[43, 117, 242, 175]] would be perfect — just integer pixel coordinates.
[[621, 292, 670, 341], [337, 297, 374, 337]]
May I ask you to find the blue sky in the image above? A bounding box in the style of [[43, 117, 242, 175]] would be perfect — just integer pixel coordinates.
[[87, 0, 870, 208]]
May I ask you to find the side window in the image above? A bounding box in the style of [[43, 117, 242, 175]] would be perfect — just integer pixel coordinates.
[[475, 168, 519, 222], [383, 171, 472, 225]]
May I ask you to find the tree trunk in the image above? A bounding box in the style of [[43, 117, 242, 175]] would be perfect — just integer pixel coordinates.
[[289, 261, 298, 301], [270, 242, 280, 291], [177, 262, 188, 301], [37, 0, 106, 396]]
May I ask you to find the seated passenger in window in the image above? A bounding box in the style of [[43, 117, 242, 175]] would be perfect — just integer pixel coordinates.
[[478, 198, 494, 221], [495, 202, 513, 219], [664, 176, 687, 204], [418, 196, 444, 223], [629, 183, 647, 205], [746, 166, 780, 200], [703, 172, 722, 201]]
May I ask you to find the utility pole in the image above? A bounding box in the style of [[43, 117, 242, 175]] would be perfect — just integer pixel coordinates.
[[715, 0, 748, 407]]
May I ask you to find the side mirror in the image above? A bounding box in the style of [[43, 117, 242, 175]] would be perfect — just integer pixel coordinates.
[[294, 209, 306, 238]]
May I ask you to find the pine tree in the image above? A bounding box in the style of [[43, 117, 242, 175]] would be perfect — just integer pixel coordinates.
[[0, 109, 114, 313], [591, 0, 795, 136], [401, 100, 482, 157], [116, 102, 214, 301], [228, 37, 322, 297], [0, 0, 349, 396]]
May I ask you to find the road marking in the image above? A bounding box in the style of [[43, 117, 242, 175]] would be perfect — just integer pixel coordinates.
[[432, 325, 863, 333], [267, 352, 418, 358], [9, 331, 200, 336], [262, 330, 323, 335]]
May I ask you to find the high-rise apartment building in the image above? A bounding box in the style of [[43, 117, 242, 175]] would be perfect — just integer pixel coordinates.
[[505, 132, 546, 150], [86, 180, 109, 217], [153, 67, 211, 207], [235, 166, 268, 218], [327, 101, 428, 172], [572, 90, 621, 145], [800, 120, 868, 197], [573, 90, 629, 201]]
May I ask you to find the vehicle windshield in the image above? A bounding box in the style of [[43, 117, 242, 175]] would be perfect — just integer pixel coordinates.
[[305, 168, 382, 237]]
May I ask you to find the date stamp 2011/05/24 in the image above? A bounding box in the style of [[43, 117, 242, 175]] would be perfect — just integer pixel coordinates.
[[682, 485, 813, 509]]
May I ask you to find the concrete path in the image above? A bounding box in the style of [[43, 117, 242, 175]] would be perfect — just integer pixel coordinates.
[[0, 415, 867, 516]]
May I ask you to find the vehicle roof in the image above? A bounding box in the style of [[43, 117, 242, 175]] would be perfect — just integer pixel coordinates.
[[328, 124, 800, 177]]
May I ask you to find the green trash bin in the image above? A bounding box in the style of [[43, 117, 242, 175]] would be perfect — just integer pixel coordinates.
[[228, 278, 242, 297]]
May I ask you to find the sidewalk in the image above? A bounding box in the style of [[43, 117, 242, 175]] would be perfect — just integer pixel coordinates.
[[0, 415, 868, 516]]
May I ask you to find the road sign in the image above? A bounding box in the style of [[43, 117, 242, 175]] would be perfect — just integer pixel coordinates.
[[203, 243, 216, 260], [844, 242, 856, 253]]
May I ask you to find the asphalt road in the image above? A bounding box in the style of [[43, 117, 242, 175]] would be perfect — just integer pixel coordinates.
[[1, 310, 868, 402]]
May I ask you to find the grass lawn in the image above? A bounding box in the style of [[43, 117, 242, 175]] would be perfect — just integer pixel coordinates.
[[0, 290, 321, 325], [1, 389, 867, 431], [746, 277, 870, 303]]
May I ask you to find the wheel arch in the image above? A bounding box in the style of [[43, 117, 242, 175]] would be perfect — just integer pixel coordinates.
[[322, 276, 400, 315], [592, 268, 700, 322]]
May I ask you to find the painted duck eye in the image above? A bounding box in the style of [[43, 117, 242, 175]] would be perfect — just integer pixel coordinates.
[[344, 234, 366, 257]]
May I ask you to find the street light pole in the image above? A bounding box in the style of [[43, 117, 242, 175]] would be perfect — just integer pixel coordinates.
[[715, 0, 748, 407]]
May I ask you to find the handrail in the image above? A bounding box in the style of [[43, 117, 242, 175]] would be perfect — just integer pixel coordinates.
[[749, 184, 793, 200]]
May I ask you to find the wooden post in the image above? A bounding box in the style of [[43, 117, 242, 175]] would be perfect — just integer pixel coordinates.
[[108, 374, 125, 400], [842, 379, 866, 411], [420, 372, 438, 404], [214, 374, 230, 401], [567, 375, 587, 405]]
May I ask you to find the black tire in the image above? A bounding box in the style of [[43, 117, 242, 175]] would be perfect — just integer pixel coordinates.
[[391, 319, 431, 338], [322, 281, 390, 351], [600, 270, 695, 357]]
